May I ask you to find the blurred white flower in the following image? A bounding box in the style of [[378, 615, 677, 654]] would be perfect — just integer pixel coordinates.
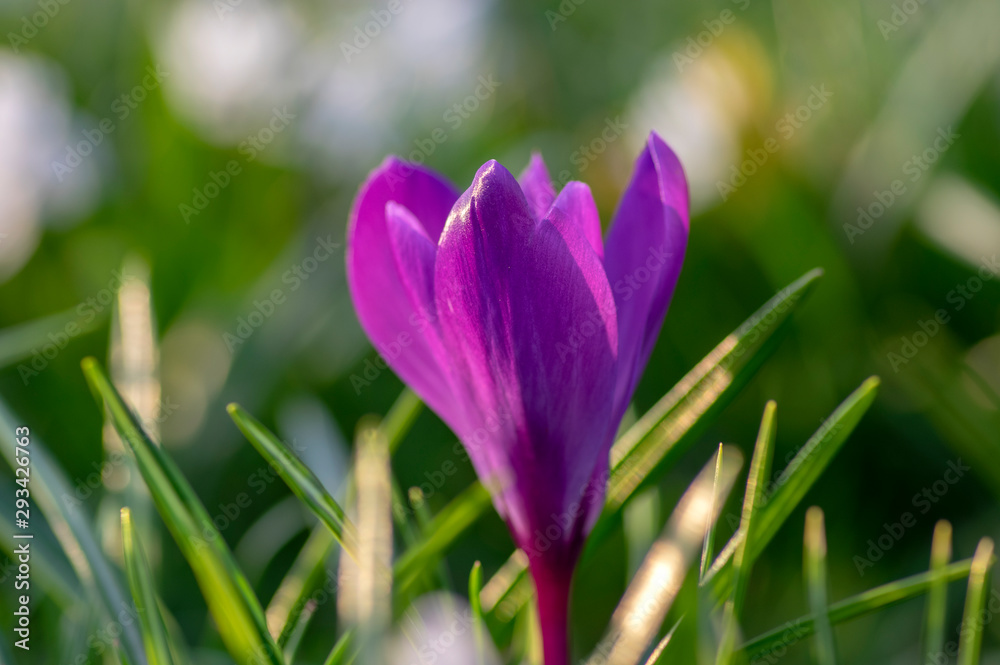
[[0, 53, 100, 281], [916, 175, 1000, 269], [388, 592, 501, 665], [298, 0, 492, 177], [155, 0, 305, 145]]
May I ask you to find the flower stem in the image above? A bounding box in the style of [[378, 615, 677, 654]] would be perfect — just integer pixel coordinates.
[[531, 560, 574, 665]]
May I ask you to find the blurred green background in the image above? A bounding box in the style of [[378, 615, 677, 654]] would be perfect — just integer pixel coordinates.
[[1, 0, 999, 661]]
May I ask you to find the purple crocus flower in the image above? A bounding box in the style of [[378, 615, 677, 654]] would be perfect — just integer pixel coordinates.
[[346, 132, 688, 665]]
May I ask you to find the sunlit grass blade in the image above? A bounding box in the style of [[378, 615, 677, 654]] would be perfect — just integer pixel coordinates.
[[700, 446, 725, 582], [227, 403, 358, 559], [586, 445, 744, 665], [395, 481, 493, 597], [81, 358, 283, 665], [0, 396, 147, 665], [740, 558, 974, 659], [470, 561, 488, 665], [716, 402, 777, 665], [480, 550, 531, 625], [706, 377, 880, 590], [265, 525, 336, 655], [602, 268, 823, 519], [121, 507, 176, 665], [340, 425, 392, 663], [957, 538, 995, 665], [643, 618, 682, 665], [924, 520, 952, 663], [804, 507, 836, 665]]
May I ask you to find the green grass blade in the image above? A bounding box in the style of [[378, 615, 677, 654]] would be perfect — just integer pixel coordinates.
[[82, 357, 283, 665], [266, 525, 336, 655], [0, 397, 147, 665], [602, 268, 823, 518], [381, 388, 423, 454], [480, 550, 530, 624], [227, 403, 358, 559], [643, 618, 682, 665], [586, 446, 744, 665], [957, 538, 995, 665], [470, 561, 488, 665], [804, 507, 836, 665], [716, 401, 777, 665], [121, 507, 176, 665], [700, 444, 725, 582], [924, 520, 952, 663], [395, 481, 493, 597], [323, 631, 355, 665], [407, 487, 455, 591], [706, 377, 880, 589], [740, 558, 974, 659]]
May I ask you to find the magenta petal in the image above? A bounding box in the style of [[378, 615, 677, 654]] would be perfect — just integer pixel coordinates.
[[346, 157, 461, 427], [548, 181, 604, 261], [603, 132, 690, 425], [434, 160, 618, 560], [518, 152, 557, 221]]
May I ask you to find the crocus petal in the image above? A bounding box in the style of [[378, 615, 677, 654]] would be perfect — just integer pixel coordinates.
[[346, 157, 461, 427], [603, 132, 689, 426], [518, 152, 557, 221], [548, 181, 604, 260], [434, 160, 618, 562]]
